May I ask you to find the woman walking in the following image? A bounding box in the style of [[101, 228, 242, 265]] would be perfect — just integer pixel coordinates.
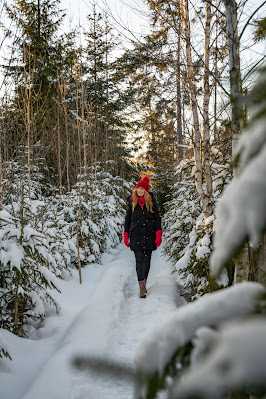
[[123, 176, 162, 298]]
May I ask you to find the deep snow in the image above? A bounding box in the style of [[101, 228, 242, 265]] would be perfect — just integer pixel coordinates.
[[0, 244, 186, 399]]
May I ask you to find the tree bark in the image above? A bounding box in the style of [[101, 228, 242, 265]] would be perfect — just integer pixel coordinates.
[[224, 0, 244, 154], [0, 125, 3, 211], [75, 74, 82, 284], [81, 80, 88, 203], [234, 245, 250, 283], [214, 16, 218, 142], [179, 0, 205, 215], [105, 16, 109, 170], [224, 0, 249, 283], [176, 28, 183, 162], [202, 1, 213, 218], [23, 45, 32, 201], [57, 101, 62, 193], [58, 76, 71, 192], [257, 234, 266, 287]]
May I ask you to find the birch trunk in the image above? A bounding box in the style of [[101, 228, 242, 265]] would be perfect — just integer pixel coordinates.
[[224, 0, 243, 154], [214, 17, 218, 142], [179, 0, 204, 212], [202, 1, 213, 218]]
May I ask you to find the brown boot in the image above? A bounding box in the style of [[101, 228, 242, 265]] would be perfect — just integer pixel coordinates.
[[139, 282, 147, 298], [144, 283, 147, 296]]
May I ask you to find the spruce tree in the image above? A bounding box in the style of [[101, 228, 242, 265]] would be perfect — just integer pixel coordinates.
[[116, 28, 181, 210], [3, 1, 78, 185], [5, 0, 65, 105], [79, 8, 132, 177]]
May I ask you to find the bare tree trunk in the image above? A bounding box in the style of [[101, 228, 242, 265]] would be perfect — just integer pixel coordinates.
[[146, 65, 156, 154], [202, 1, 213, 218], [81, 81, 88, 203], [76, 197, 83, 285], [176, 28, 183, 161], [224, 0, 249, 283], [224, 0, 243, 154], [0, 126, 3, 211], [89, 113, 94, 221], [66, 116, 71, 192], [234, 245, 250, 283], [257, 234, 266, 287], [79, 119, 88, 269], [105, 15, 109, 170], [75, 72, 83, 284], [214, 16, 218, 142], [57, 100, 62, 193], [23, 45, 32, 201], [180, 0, 204, 213], [15, 181, 25, 332], [58, 77, 71, 192]]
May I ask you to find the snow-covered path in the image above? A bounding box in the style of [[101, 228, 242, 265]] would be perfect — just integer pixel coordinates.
[[0, 244, 186, 399]]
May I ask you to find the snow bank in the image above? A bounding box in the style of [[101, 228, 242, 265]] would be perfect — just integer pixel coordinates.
[[172, 317, 266, 399], [135, 282, 264, 375], [0, 330, 11, 363]]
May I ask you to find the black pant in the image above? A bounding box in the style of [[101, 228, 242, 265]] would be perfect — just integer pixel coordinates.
[[134, 250, 152, 282]]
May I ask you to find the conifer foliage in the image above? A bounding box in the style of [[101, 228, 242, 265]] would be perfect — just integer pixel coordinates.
[[0, 161, 131, 347], [1, 0, 265, 394], [163, 151, 232, 299], [0, 199, 60, 337], [0, 0, 134, 355]]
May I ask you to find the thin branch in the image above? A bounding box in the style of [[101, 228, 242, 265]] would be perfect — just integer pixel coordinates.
[[188, 0, 205, 31], [205, 0, 226, 18], [242, 55, 266, 84], [239, 0, 266, 40]]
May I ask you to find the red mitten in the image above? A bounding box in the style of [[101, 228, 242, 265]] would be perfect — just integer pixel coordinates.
[[155, 230, 162, 247], [123, 232, 130, 248]]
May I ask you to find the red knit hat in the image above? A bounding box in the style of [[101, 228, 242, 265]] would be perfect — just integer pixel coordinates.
[[136, 176, 150, 192]]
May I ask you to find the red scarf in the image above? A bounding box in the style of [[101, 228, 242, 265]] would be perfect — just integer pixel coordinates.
[[138, 197, 145, 208]]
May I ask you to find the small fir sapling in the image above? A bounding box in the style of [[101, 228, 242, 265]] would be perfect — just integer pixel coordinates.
[[0, 203, 60, 338]]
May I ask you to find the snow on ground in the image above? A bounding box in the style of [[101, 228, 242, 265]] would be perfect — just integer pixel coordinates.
[[0, 244, 186, 399]]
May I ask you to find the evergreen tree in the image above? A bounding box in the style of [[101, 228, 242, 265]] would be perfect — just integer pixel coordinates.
[[0, 199, 60, 337], [3, 0, 78, 188], [163, 149, 232, 299], [5, 0, 65, 103], [116, 27, 183, 211], [79, 8, 132, 177]]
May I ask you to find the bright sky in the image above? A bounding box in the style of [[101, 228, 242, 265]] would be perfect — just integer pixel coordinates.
[[0, 0, 265, 93], [59, 0, 265, 81], [60, 0, 151, 47]]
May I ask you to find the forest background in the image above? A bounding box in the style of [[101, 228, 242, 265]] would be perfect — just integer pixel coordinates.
[[0, 0, 266, 398]]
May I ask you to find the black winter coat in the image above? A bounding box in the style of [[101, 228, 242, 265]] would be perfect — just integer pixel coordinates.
[[124, 193, 162, 251]]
